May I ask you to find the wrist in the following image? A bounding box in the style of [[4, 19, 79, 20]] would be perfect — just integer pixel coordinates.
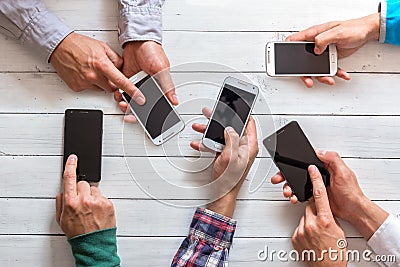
[[348, 196, 389, 240], [207, 194, 237, 218], [366, 13, 381, 41]]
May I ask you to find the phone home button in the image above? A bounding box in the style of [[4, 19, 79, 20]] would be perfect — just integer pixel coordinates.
[[214, 143, 223, 149]]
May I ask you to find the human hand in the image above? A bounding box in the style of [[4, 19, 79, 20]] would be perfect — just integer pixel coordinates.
[[50, 32, 145, 104], [272, 150, 389, 239], [292, 165, 347, 267], [114, 41, 176, 123], [56, 155, 116, 238], [271, 151, 364, 218], [286, 13, 380, 88], [190, 107, 259, 217]]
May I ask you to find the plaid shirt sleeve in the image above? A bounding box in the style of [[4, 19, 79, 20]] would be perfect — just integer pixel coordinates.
[[171, 208, 237, 267]]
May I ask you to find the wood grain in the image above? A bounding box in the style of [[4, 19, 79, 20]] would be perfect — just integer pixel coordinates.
[[1, 199, 399, 238], [0, 236, 376, 267], [0, 156, 400, 201]]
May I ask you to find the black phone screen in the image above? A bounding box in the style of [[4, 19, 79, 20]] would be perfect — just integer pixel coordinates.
[[122, 75, 181, 139], [263, 121, 330, 202], [63, 109, 103, 182], [205, 83, 256, 145], [274, 43, 330, 75]]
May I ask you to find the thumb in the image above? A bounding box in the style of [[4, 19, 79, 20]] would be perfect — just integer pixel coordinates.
[[314, 27, 338, 55], [105, 44, 123, 70]]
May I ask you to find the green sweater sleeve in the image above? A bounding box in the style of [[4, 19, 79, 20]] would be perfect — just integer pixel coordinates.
[[68, 227, 121, 267]]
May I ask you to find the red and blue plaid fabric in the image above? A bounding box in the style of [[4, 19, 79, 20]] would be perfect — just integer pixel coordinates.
[[172, 208, 237, 267]]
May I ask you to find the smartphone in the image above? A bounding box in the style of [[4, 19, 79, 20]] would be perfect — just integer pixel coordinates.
[[265, 42, 337, 77], [63, 109, 103, 183], [120, 71, 185, 145], [263, 121, 330, 202], [202, 77, 259, 152]]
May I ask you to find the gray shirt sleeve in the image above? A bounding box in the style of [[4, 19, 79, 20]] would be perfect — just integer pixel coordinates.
[[118, 0, 165, 46], [0, 0, 73, 62]]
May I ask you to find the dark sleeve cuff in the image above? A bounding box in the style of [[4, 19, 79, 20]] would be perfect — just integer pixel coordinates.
[[68, 227, 121, 267], [189, 208, 237, 250]]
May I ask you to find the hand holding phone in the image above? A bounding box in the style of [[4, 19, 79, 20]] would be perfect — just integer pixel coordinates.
[[202, 77, 259, 152], [264, 121, 330, 202], [191, 107, 259, 217], [119, 71, 185, 145], [285, 14, 379, 87]]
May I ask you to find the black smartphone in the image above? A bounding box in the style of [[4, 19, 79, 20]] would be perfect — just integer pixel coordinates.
[[263, 121, 330, 202], [63, 109, 103, 183]]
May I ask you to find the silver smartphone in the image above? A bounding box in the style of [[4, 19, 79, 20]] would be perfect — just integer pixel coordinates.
[[202, 77, 259, 152], [266, 41, 338, 77], [119, 71, 185, 145]]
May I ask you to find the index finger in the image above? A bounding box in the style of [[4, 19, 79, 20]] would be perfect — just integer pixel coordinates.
[[286, 21, 340, 42], [308, 165, 332, 217], [153, 69, 178, 105], [63, 154, 78, 198], [244, 116, 258, 148], [101, 62, 146, 105]]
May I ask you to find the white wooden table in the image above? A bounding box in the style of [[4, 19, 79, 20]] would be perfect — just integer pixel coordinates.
[[1, 0, 399, 266]]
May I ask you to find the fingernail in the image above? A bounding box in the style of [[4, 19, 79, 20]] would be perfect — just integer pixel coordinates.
[[172, 94, 178, 104], [309, 165, 317, 174], [69, 155, 77, 161], [225, 126, 234, 133], [316, 149, 326, 156], [137, 96, 146, 105]]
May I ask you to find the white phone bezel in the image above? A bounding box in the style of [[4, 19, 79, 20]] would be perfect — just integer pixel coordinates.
[[202, 76, 259, 153], [265, 41, 338, 77], [120, 71, 185, 146]]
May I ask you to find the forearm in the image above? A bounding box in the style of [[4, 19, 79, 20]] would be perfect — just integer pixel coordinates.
[[348, 197, 389, 240], [0, 0, 73, 62], [118, 0, 165, 47], [68, 227, 121, 267]]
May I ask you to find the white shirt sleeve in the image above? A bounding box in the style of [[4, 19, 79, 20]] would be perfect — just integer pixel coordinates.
[[367, 214, 400, 267]]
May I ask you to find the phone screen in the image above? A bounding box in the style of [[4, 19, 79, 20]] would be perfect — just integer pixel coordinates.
[[274, 43, 330, 75], [122, 75, 181, 139], [263, 121, 329, 202], [63, 109, 103, 182], [205, 83, 256, 145]]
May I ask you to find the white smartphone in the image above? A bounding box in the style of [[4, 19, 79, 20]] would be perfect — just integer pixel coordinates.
[[119, 71, 185, 145], [265, 42, 337, 77], [202, 77, 259, 152]]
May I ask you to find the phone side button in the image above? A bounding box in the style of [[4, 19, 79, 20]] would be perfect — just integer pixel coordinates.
[[331, 54, 336, 63]]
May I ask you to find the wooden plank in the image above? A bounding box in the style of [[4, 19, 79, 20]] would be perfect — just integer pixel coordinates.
[[1, 72, 400, 115], [1, 199, 399, 238], [41, 0, 377, 32], [0, 236, 376, 267], [1, 114, 400, 158], [1, 156, 400, 201], [0, 31, 397, 73]]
